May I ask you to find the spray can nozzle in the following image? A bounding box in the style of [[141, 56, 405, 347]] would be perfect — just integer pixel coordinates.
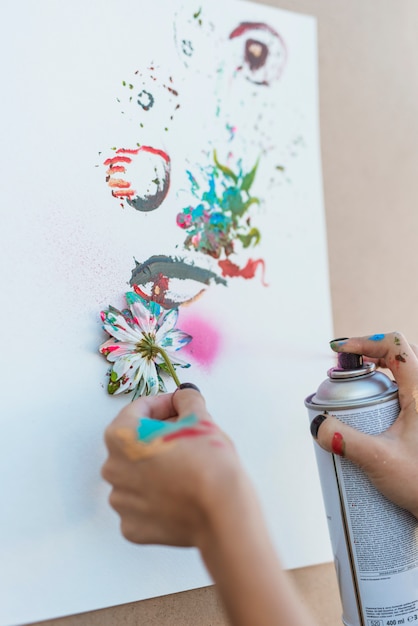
[[337, 352, 363, 370]]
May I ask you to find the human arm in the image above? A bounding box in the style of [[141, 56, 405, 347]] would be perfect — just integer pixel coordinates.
[[101, 386, 317, 626], [310, 331, 418, 519]]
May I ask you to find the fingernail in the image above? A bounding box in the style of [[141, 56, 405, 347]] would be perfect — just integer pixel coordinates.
[[330, 337, 348, 351], [177, 382, 201, 392], [310, 414, 327, 439], [332, 432, 345, 456]]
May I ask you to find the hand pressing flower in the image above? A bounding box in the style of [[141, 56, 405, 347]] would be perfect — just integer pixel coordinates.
[[99, 292, 192, 397]]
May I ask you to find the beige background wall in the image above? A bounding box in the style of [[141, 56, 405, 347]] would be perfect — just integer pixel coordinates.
[[32, 1, 418, 624]]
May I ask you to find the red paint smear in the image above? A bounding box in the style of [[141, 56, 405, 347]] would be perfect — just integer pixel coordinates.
[[218, 258, 268, 286], [332, 432, 345, 456], [103, 155, 132, 166], [116, 148, 141, 155], [229, 22, 280, 39], [112, 189, 135, 198], [180, 315, 222, 368], [107, 165, 126, 174], [133, 284, 150, 299], [141, 145, 170, 163], [162, 424, 215, 442], [104, 147, 170, 174], [108, 178, 131, 189]]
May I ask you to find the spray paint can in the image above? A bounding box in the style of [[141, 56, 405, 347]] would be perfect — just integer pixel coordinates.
[[305, 351, 418, 626]]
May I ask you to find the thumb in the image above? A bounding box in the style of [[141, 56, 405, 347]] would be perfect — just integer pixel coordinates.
[[310, 413, 382, 470], [172, 383, 212, 422]]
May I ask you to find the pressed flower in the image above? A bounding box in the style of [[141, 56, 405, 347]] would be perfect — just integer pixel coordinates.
[[99, 292, 192, 398]]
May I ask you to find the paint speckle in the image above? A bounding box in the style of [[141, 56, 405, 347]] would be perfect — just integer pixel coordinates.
[[368, 333, 385, 341]]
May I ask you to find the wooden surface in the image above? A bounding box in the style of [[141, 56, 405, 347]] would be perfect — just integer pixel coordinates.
[[29, 0, 418, 624], [32, 563, 342, 626]]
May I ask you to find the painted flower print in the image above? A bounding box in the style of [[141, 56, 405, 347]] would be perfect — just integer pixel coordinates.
[[176, 151, 261, 261], [100, 291, 192, 397]]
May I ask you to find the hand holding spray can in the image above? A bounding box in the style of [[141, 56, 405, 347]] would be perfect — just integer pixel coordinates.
[[305, 345, 418, 626]]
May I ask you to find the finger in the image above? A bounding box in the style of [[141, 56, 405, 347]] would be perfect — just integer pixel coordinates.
[[171, 385, 213, 422], [104, 394, 178, 456], [310, 413, 384, 471], [330, 332, 418, 393], [114, 393, 178, 428]]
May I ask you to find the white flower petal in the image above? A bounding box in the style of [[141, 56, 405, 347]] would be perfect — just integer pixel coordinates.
[[99, 339, 136, 362], [158, 329, 192, 351], [101, 306, 141, 343], [116, 374, 135, 394], [126, 292, 159, 334], [163, 350, 191, 368], [112, 353, 142, 379], [155, 307, 178, 340], [143, 360, 159, 396]]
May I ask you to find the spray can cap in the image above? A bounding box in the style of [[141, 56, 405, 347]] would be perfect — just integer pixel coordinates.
[[337, 351, 363, 370]]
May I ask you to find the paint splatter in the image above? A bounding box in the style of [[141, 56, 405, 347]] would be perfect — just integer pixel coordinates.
[[229, 22, 287, 86], [176, 151, 264, 275], [173, 5, 216, 75], [368, 334, 385, 341], [119, 66, 181, 129], [114, 416, 227, 461], [104, 146, 171, 211], [130, 254, 227, 308], [218, 257, 268, 285]]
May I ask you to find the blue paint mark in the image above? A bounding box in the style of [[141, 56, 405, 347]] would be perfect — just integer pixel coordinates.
[[137, 414, 198, 443], [368, 333, 385, 341]]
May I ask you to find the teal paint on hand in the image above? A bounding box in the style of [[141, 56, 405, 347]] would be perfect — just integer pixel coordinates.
[[368, 334, 385, 341], [137, 414, 199, 443]]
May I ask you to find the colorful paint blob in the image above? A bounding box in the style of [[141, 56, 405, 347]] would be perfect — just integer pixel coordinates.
[[130, 254, 227, 308], [104, 146, 171, 211], [218, 258, 268, 285], [229, 22, 287, 86], [176, 151, 264, 268]]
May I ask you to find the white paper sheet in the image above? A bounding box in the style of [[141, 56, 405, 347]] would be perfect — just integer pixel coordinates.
[[0, 1, 334, 624]]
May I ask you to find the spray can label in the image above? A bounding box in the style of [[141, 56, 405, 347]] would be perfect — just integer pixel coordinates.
[[306, 354, 418, 626]]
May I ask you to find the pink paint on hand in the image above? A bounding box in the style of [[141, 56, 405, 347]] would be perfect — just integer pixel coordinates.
[[179, 315, 222, 368]]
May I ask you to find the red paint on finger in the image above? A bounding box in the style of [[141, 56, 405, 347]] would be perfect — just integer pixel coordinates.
[[332, 432, 345, 456], [162, 424, 215, 442]]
